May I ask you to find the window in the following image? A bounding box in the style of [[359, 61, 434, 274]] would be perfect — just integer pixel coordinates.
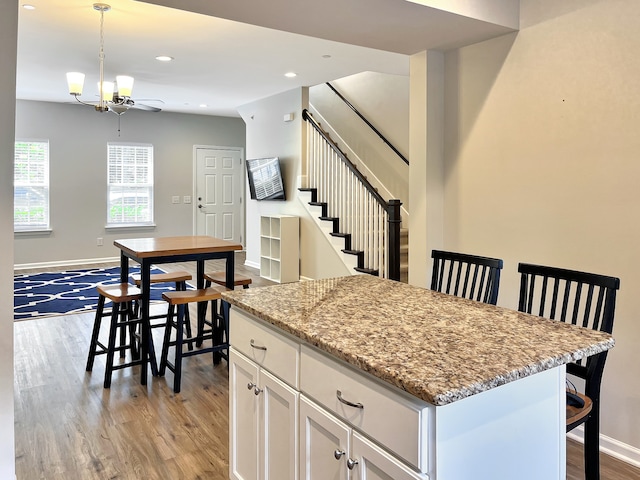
[[107, 143, 154, 226], [14, 140, 50, 231]]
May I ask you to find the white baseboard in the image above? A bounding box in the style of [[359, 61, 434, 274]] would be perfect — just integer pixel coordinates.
[[244, 260, 260, 270], [568, 427, 640, 468], [14, 257, 120, 271]]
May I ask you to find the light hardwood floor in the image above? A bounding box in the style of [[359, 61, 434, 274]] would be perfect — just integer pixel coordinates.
[[14, 256, 640, 479]]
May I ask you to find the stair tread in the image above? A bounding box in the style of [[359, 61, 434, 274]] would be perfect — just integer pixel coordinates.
[[330, 232, 350, 238]]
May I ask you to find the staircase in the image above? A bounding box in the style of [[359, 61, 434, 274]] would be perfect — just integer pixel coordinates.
[[298, 187, 409, 281], [301, 109, 405, 281]]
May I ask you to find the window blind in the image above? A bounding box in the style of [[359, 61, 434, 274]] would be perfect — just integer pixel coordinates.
[[14, 140, 50, 231], [107, 143, 154, 226]]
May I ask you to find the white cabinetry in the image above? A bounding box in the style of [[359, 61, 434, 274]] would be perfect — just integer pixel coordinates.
[[300, 396, 425, 480], [260, 215, 299, 283], [229, 309, 425, 480], [229, 310, 300, 480], [229, 307, 566, 480]]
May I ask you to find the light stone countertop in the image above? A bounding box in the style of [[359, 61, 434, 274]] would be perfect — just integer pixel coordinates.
[[222, 275, 614, 406]]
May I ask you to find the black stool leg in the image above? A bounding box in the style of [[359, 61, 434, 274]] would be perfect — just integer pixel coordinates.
[[86, 295, 106, 371], [118, 300, 131, 359], [177, 281, 194, 351], [173, 303, 186, 393], [159, 304, 175, 377], [128, 300, 140, 360], [103, 302, 121, 389]]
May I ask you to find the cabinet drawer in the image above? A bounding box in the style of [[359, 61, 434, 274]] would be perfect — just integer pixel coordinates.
[[229, 308, 300, 388], [300, 345, 430, 473]]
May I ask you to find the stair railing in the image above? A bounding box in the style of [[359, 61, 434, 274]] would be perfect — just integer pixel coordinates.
[[302, 109, 402, 281], [325, 82, 409, 166]]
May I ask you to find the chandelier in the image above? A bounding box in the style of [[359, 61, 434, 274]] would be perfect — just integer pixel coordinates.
[[66, 3, 136, 115]]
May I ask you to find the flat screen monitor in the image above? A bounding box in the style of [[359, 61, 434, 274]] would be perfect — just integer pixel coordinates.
[[246, 157, 285, 201]]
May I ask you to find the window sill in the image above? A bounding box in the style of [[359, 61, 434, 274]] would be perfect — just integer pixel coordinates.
[[15, 229, 52, 237], [105, 224, 157, 231]]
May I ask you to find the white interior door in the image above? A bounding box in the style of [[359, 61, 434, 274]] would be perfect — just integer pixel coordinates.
[[195, 147, 243, 243]]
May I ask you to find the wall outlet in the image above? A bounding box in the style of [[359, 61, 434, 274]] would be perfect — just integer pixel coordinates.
[[97, 237, 103, 246], [183, 195, 192, 204], [172, 196, 180, 204]]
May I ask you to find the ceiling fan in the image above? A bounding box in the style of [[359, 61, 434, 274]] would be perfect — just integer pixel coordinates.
[[103, 91, 164, 116], [66, 3, 163, 116]]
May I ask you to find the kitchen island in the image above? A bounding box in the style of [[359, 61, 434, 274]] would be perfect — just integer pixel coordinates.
[[222, 275, 614, 480]]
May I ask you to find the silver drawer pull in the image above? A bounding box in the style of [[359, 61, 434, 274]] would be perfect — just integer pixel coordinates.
[[334, 449, 345, 460], [347, 458, 359, 470], [336, 390, 363, 409], [250, 339, 267, 351]]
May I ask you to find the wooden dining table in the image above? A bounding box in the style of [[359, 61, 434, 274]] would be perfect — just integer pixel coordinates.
[[114, 235, 243, 385]]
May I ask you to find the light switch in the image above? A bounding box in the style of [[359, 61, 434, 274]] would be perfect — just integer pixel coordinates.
[[172, 196, 180, 204], [183, 196, 192, 204]]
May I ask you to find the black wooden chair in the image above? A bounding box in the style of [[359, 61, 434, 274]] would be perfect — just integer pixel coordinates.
[[517, 263, 620, 480], [430, 250, 503, 305]]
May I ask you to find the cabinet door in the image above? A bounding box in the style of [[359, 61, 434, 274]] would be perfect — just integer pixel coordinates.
[[260, 369, 299, 480], [300, 396, 350, 480], [350, 432, 426, 480], [230, 349, 260, 480]]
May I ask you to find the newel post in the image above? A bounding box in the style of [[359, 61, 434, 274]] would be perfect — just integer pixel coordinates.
[[387, 199, 402, 281]]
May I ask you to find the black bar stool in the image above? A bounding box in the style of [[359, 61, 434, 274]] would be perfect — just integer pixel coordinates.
[[86, 283, 155, 388], [159, 286, 229, 393]]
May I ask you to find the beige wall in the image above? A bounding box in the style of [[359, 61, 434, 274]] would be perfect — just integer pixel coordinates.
[[443, 0, 640, 453], [1, 2, 17, 476]]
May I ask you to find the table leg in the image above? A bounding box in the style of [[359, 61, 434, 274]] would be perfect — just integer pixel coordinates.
[[196, 260, 205, 347], [139, 259, 159, 384], [120, 253, 128, 282]]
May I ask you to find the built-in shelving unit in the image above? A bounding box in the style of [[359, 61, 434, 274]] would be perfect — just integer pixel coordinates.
[[260, 215, 299, 283]]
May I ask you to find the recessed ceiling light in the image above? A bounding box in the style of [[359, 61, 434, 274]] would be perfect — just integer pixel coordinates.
[[155, 55, 174, 62], [284, 72, 297, 78], [22, 4, 36, 9], [199, 104, 208, 108]]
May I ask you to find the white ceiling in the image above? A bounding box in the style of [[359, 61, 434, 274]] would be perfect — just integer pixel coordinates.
[[16, 0, 517, 118]]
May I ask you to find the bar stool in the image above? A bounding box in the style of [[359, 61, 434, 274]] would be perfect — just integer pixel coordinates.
[[131, 270, 194, 349], [86, 283, 152, 388], [202, 271, 251, 351], [204, 271, 252, 289], [159, 286, 229, 393]]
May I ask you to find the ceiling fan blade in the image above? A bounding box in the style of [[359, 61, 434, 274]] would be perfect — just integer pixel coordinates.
[[132, 98, 165, 104], [131, 103, 162, 112]]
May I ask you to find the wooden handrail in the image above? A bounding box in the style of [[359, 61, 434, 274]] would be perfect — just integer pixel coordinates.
[[325, 82, 409, 166]]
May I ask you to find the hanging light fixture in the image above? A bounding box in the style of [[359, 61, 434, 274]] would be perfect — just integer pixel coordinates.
[[66, 3, 136, 114]]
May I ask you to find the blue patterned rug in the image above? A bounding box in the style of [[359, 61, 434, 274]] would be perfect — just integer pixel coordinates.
[[14, 266, 174, 321]]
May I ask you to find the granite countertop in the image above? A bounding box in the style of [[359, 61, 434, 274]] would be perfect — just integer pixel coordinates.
[[222, 275, 614, 406]]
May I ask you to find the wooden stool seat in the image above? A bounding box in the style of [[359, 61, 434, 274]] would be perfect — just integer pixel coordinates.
[[96, 283, 141, 302], [131, 271, 192, 286], [86, 283, 157, 388], [159, 286, 229, 393], [566, 391, 593, 428], [204, 271, 252, 288], [162, 286, 226, 305]]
